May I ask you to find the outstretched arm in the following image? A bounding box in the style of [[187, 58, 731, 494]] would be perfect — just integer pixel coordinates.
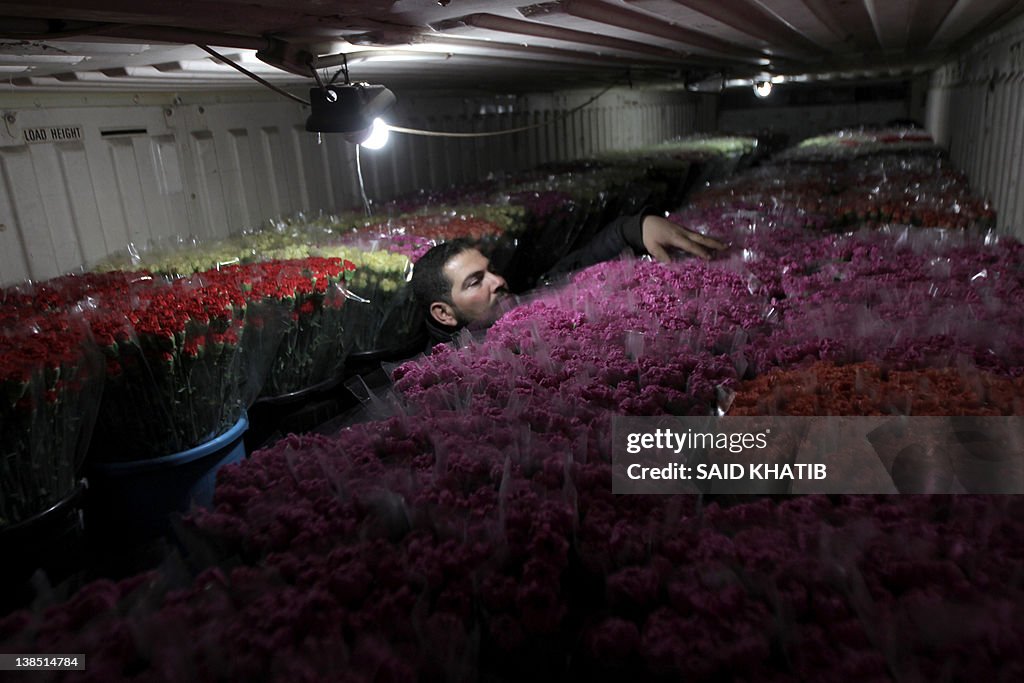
[[543, 212, 726, 280]]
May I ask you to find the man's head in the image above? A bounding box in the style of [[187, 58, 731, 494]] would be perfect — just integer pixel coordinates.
[[411, 239, 510, 329]]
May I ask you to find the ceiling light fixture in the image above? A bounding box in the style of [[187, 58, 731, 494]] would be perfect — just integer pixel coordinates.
[[305, 82, 396, 143], [753, 79, 773, 98], [304, 53, 396, 145]]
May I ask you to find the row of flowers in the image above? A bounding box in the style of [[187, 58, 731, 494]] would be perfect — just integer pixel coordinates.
[[4, 130, 1023, 679], [688, 153, 995, 231], [1, 257, 356, 486], [7, 482, 1019, 680], [778, 126, 938, 160]]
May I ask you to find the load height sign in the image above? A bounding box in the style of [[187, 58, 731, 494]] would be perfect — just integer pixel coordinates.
[[22, 126, 83, 144]]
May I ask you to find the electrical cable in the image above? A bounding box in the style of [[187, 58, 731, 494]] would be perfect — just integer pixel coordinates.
[[354, 144, 372, 217], [310, 65, 325, 89], [328, 54, 350, 85], [196, 44, 309, 106]]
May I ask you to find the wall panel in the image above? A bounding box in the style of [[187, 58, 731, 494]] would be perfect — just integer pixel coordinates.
[[1, 148, 55, 281], [151, 135, 192, 242], [56, 144, 105, 269], [288, 125, 318, 214], [225, 129, 266, 229], [927, 13, 1024, 239], [33, 143, 84, 276], [189, 131, 230, 240], [0, 160, 32, 283], [1004, 78, 1024, 229], [990, 77, 1011, 214], [107, 139, 152, 248], [258, 127, 289, 218]]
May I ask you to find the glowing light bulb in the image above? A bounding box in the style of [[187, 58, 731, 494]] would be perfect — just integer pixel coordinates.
[[360, 118, 390, 149], [753, 80, 773, 98]]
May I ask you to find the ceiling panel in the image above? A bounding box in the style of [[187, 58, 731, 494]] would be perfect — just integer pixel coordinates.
[[628, 0, 826, 55], [0, 0, 1022, 92]]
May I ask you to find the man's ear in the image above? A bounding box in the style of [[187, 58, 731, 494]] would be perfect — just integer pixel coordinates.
[[429, 301, 458, 327]]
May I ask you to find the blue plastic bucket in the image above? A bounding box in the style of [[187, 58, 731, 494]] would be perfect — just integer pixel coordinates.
[[86, 413, 248, 539]]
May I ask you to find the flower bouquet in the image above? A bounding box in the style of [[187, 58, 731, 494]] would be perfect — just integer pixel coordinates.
[[11, 474, 1024, 681], [822, 155, 996, 230], [0, 305, 102, 527], [374, 204, 526, 275], [683, 145, 997, 234], [310, 244, 420, 355], [92, 233, 259, 277], [85, 268, 281, 462], [369, 203, 526, 239], [370, 232, 436, 262], [89, 209, 368, 278], [248, 257, 356, 398], [362, 209, 514, 264]]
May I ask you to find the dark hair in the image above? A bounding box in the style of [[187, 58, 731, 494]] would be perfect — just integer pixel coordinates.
[[411, 238, 477, 310]]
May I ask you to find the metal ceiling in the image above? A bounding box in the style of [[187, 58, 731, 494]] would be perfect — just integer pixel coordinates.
[[0, 0, 1021, 92]]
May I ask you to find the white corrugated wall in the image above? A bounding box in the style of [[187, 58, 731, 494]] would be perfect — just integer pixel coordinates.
[[927, 13, 1024, 240], [0, 86, 703, 286]]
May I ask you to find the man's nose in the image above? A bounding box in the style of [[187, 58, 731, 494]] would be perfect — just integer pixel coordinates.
[[488, 272, 507, 291]]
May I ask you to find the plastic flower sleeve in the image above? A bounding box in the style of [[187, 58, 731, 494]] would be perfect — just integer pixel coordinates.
[[90, 215, 356, 278], [504, 189, 584, 286], [315, 243, 419, 354], [92, 233, 222, 277], [85, 268, 281, 462], [247, 257, 356, 398], [1, 308, 103, 527]]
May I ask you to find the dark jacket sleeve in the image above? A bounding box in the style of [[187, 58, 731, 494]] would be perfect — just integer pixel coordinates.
[[541, 210, 655, 281]]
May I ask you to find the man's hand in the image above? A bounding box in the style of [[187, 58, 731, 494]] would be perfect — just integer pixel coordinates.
[[641, 215, 727, 262]]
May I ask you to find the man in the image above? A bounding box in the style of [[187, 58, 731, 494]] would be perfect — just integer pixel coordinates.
[[411, 212, 727, 345], [412, 238, 513, 342]]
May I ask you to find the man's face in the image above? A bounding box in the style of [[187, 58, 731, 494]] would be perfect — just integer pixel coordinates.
[[434, 248, 509, 327]]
